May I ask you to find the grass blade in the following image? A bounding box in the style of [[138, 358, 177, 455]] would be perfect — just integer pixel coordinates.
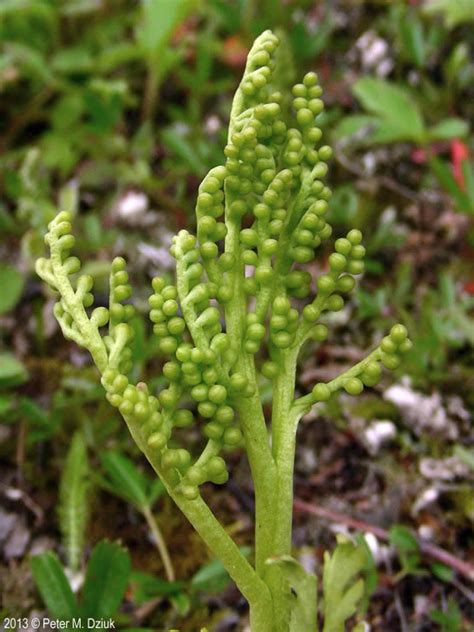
[[58, 431, 90, 571]]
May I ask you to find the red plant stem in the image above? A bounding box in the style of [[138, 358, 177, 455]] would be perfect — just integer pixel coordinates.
[[293, 498, 474, 582]]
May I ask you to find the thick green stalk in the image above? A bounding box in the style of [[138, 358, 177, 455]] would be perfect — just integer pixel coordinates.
[[224, 183, 278, 579], [271, 350, 299, 556], [236, 366, 278, 576], [124, 410, 273, 622], [262, 351, 301, 631], [224, 29, 280, 582]]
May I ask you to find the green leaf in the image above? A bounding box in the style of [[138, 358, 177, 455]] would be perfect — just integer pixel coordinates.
[[370, 121, 419, 144], [40, 133, 77, 176], [130, 570, 184, 604], [331, 115, 377, 141], [131, 121, 155, 161], [161, 127, 208, 175], [428, 118, 469, 141], [429, 157, 472, 213], [19, 397, 61, 443], [4, 42, 56, 85], [454, 445, 474, 471], [399, 12, 426, 67], [100, 451, 149, 510], [0, 394, 14, 416], [328, 184, 359, 225], [148, 478, 166, 505], [191, 548, 250, 595], [0, 0, 52, 15], [81, 540, 131, 619], [137, 0, 194, 59], [52, 95, 84, 132], [353, 77, 426, 144], [191, 558, 233, 594], [0, 353, 28, 388], [430, 562, 454, 583], [97, 43, 143, 73], [0, 264, 24, 314], [462, 160, 474, 208], [389, 525, 419, 553], [389, 525, 423, 576], [444, 42, 469, 84], [58, 432, 90, 571], [59, 0, 104, 16], [429, 599, 462, 632], [170, 591, 191, 615], [31, 552, 79, 620], [439, 273, 456, 307], [51, 47, 94, 74], [430, 157, 460, 197], [423, 0, 474, 29], [322, 537, 368, 632], [265, 555, 317, 632], [0, 202, 18, 234]]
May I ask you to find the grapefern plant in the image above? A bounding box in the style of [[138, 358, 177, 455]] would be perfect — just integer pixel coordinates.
[[37, 30, 411, 632]]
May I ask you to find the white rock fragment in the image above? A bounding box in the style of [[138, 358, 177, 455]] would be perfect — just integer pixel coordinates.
[[298, 547, 317, 575], [364, 532, 380, 560], [380, 205, 397, 224], [412, 487, 439, 514], [323, 305, 351, 326], [4, 516, 30, 559], [137, 242, 175, 271], [384, 380, 459, 440], [377, 58, 394, 77], [364, 532, 391, 565], [205, 114, 221, 134], [446, 395, 471, 423], [414, 594, 431, 618], [362, 151, 377, 176], [64, 567, 85, 594], [362, 420, 397, 455], [30, 535, 56, 556], [329, 523, 352, 539], [117, 190, 148, 220], [298, 446, 318, 472], [419, 456, 471, 481], [0, 509, 16, 543], [418, 524, 435, 541], [355, 31, 393, 76]]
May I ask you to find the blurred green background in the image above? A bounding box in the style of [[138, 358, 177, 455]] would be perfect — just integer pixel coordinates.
[[0, 1, 473, 630]]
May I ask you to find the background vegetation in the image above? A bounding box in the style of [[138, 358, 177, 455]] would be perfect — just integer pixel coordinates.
[[0, 1, 473, 630]]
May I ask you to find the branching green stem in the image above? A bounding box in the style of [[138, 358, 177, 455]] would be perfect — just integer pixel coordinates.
[[293, 347, 384, 416], [49, 246, 108, 371]]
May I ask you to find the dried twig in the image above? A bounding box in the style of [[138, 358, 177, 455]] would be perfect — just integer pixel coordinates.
[[294, 498, 474, 583]]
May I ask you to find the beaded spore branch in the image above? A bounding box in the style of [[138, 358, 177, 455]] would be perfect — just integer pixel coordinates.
[[37, 30, 411, 631]]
